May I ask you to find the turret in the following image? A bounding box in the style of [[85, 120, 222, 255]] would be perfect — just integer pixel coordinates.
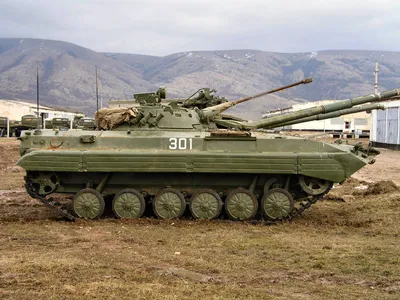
[[241, 88, 400, 130], [96, 78, 313, 130]]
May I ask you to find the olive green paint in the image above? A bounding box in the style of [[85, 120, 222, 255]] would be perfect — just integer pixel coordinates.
[[17, 82, 397, 214]]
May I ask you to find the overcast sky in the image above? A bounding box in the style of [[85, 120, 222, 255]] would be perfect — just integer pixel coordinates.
[[1, 0, 400, 56]]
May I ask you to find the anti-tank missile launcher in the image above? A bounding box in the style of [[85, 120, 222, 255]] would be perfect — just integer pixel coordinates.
[[16, 79, 399, 223]]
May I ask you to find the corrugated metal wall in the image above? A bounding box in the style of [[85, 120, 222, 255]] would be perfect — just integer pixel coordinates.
[[388, 108, 399, 145], [376, 110, 386, 143], [372, 103, 400, 148]]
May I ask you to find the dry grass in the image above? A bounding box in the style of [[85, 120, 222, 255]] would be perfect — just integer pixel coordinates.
[[0, 139, 399, 299]]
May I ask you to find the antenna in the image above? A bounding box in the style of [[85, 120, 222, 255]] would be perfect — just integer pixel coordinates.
[[36, 63, 40, 129], [96, 68, 99, 112]]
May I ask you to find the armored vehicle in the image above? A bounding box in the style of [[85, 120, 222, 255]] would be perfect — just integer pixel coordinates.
[[0, 117, 19, 137], [51, 117, 71, 130], [16, 80, 399, 222], [14, 115, 39, 137], [76, 117, 96, 130], [44, 119, 53, 129], [0, 117, 8, 136]]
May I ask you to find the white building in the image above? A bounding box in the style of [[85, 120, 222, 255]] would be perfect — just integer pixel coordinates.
[[0, 99, 84, 121], [370, 100, 400, 150]]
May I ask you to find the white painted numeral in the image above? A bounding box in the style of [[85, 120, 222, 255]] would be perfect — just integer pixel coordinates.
[[169, 138, 177, 149], [168, 138, 192, 150]]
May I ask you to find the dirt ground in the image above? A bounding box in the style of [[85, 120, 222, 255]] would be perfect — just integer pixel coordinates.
[[0, 138, 399, 299], [351, 147, 400, 186]]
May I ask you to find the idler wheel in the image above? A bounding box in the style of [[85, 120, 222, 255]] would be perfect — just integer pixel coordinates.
[[28, 172, 59, 196], [153, 188, 186, 219], [299, 175, 332, 195], [112, 189, 145, 219], [189, 189, 222, 220], [73, 188, 105, 219], [225, 188, 258, 221], [261, 188, 294, 220]]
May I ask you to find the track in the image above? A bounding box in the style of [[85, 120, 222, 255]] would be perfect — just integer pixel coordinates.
[[25, 179, 331, 224], [25, 180, 76, 221]]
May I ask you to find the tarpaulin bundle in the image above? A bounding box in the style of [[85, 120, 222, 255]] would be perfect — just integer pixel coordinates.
[[95, 107, 138, 130]]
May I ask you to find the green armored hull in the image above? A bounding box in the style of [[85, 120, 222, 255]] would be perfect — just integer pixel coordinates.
[[17, 129, 370, 221], [19, 131, 366, 183], [16, 81, 399, 222]]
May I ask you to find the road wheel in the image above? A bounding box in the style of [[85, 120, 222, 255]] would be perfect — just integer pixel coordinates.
[[112, 189, 145, 219], [73, 188, 105, 219], [225, 188, 258, 221], [261, 188, 294, 220], [189, 189, 222, 220], [153, 188, 186, 219]]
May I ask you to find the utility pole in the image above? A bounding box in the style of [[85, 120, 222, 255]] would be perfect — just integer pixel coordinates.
[[374, 62, 379, 94], [96, 68, 99, 112], [36, 64, 41, 129], [371, 62, 379, 143]]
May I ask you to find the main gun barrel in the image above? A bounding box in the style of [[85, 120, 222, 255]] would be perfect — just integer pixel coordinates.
[[273, 103, 385, 128], [248, 88, 400, 130]]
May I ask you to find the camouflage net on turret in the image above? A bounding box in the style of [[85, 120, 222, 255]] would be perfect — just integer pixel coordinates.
[[95, 107, 139, 130]]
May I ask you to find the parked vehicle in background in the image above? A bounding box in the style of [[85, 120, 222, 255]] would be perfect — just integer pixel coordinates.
[[51, 117, 71, 130], [76, 117, 96, 130], [13, 115, 39, 137], [0, 116, 7, 137]]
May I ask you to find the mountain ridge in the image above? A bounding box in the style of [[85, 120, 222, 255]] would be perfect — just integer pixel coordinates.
[[1, 38, 399, 118]]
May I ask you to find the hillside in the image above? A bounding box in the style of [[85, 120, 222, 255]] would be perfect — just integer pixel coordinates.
[[0, 39, 151, 114], [1, 38, 400, 118]]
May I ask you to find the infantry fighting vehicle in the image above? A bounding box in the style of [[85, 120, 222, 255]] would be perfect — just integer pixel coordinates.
[[16, 80, 399, 222]]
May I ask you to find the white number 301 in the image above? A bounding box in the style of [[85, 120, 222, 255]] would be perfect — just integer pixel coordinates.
[[168, 138, 193, 150]]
